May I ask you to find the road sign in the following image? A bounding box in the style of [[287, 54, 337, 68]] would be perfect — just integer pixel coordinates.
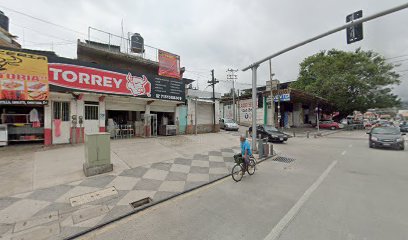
[[346, 10, 363, 44]]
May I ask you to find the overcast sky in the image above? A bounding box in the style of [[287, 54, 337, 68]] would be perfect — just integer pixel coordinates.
[[1, 0, 407, 101]]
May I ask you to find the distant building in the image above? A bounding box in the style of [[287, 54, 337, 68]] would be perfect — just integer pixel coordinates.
[[0, 11, 21, 49]]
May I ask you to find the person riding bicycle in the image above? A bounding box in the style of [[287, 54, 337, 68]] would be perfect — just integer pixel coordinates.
[[240, 134, 252, 173]]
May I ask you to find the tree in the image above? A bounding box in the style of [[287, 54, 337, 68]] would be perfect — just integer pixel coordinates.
[[291, 49, 401, 115]]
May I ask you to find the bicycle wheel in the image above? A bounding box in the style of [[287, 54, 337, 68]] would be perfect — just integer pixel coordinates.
[[231, 164, 243, 182], [247, 159, 256, 175]]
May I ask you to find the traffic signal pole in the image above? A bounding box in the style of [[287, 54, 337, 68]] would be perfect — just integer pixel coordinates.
[[242, 3, 408, 152]]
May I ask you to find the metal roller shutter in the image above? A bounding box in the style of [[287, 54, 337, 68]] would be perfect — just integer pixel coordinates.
[[197, 103, 213, 124]]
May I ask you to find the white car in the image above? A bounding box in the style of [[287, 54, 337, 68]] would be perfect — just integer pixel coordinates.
[[219, 118, 239, 131]]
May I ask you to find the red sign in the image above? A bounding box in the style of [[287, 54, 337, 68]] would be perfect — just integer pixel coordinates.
[[48, 63, 151, 97], [158, 50, 180, 79]]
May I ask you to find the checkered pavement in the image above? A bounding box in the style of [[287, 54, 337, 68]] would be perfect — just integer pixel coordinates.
[[0, 147, 240, 239]]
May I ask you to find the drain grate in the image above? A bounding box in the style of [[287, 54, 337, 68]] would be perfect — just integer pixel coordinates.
[[130, 197, 153, 209], [273, 156, 295, 164]]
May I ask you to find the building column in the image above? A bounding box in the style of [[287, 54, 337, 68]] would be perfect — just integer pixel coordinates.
[[99, 96, 106, 132], [44, 103, 52, 146]]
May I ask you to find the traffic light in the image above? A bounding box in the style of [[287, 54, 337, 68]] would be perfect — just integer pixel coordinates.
[[346, 10, 363, 44]]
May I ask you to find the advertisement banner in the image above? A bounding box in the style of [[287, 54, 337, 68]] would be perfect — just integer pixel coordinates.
[[48, 62, 185, 102], [0, 49, 49, 105], [158, 50, 180, 79]]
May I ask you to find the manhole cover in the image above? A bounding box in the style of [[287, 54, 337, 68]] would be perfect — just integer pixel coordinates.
[[273, 156, 295, 164], [130, 197, 153, 209]]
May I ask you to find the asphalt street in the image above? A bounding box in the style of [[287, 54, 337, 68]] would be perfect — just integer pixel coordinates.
[[78, 130, 408, 240]]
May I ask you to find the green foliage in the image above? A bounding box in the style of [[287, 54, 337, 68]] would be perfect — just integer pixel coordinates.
[[291, 49, 401, 115]]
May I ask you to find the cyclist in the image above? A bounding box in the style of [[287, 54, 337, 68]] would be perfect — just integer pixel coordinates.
[[240, 134, 252, 174]]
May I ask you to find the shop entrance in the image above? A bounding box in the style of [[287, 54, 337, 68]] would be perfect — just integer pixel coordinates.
[[52, 101, 71, 144], [0, 105, 45, 144], [84, 101, 100, 135], [151, 111, 176, 136]]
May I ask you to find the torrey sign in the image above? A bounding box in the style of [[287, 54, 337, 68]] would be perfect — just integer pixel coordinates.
[[48, 61, 185, 101]]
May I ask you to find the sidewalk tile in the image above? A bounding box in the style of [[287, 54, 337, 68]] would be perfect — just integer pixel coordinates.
[[209, 168, 228, 175], [0, 199, 50, 224], [165, 172, 188, 181], [191, 160, 209, 167], [209, 155, 224, 162], [174, 158, 193, 165], [14, 211, 58, 233], [186, 173, 209, 182], [11, 192, 33, 199], [209, 162, 226, 168], [105, 176, 140, 191], [26, 185, 73, 202], [158, 181, 185, 192], [209, 174, 227, 182], [133, 179, 163, 191], [142, 169, 168, 181], [117, 190, 155, 206], [169, 164, 190, 173], [208, 151, 222, 156], [119, 167, 148, 178], [79, 175, 117, 188], [150, 162, 172, 171], [0, 197, 19, 211], [153, 191, 177, 201], [189, 166, 209, 174], [55, 186, 99, 204]]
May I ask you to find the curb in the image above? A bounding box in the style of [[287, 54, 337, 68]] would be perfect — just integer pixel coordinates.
[[64, 154, 277, 240]]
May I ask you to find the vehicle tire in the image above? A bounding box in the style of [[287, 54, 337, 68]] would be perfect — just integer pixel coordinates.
[[330, 126, 336, 130], [231, 164, 243, 182], [247, 159, 256, 175], [400, 144, 405, 151]]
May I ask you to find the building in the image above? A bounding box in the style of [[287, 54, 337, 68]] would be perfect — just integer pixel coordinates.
[[186, 88, 221, 134], [0, 35, 192, 145], [0, 11, 21, 49], [220, 83, 334, 128]]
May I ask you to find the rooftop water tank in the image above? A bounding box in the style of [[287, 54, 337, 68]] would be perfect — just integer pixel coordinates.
[[0, 11, 9, 31], [130, 33, 144, 53]]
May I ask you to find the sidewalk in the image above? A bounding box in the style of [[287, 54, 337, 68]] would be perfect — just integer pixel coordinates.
[[0, 133, 249, 239]]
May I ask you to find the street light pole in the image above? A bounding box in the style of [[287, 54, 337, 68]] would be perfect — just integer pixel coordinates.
[[251, 65, 259, 151]]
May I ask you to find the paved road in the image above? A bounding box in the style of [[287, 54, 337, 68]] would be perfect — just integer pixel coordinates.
[[79, 131, 408, 240]]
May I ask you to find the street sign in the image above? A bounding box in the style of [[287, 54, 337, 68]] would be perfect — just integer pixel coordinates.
[[346, 10, 363, 44]]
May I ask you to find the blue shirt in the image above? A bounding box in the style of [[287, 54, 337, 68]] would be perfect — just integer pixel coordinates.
[[241, 140, 252, 156]]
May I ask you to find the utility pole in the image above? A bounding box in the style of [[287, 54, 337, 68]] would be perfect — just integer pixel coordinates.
[[268, 60, 275, 126], [237, 89, 240, 124], [227, 69, 238, 121], [208, 70, 219, 132]]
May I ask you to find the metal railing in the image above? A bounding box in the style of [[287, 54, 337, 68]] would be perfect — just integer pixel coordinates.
[[87, 27, 159, 62]]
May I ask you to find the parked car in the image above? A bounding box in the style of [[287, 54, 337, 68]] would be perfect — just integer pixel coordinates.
[[248, 125, 290, 143], [400, 121, 408, 133], [219, 118, 239, 131], [367, 127, 405, 150], [318, 120, 342, 130]]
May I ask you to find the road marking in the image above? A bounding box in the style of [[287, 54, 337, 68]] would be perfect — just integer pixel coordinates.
[[341, 150, 347, 155], [264, 160, 338, 240]]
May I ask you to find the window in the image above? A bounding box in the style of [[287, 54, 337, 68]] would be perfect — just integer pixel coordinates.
[[85, 105, 99, 120], [53, 102, 70, 121]]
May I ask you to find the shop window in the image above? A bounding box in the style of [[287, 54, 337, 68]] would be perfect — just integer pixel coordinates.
[[53, 102, 70, 121], [85, 105, 99, 120]]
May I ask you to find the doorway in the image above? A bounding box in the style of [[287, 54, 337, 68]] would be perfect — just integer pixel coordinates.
[[84, 101, 99, 135]]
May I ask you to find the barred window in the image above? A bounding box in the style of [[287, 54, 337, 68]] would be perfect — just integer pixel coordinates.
[[85, 105, 99, 120], [53, 101, 70, 121]]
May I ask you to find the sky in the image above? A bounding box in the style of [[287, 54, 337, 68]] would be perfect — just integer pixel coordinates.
[[1, 0, 407, 101]]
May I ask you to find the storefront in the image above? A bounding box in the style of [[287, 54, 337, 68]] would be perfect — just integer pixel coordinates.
[[44, 56, 185, 145], [0, 48, 49, 145]]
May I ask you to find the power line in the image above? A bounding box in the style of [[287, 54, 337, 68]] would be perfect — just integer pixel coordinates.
[[11, 22, 76, 44], [1, 5, 88, 37], [386, 54, 408, 60]]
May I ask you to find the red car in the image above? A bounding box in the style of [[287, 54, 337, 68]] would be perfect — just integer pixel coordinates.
[[318, 120, 342, 130]]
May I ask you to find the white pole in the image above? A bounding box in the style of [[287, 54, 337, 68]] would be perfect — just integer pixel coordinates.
[[251, 65, 258, 151]]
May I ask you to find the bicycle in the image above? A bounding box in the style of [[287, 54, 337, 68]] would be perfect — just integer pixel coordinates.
[[231, 154, 256, 182]]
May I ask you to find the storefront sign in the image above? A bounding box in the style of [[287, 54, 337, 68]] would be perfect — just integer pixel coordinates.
[[49, 62, 185, 102], [158, 50, 181, 79], [0, 49, 49, 105], [269, 89, 291, 102]]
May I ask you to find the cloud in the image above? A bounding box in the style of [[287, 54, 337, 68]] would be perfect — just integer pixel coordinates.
[[1, 0, 407, 101]]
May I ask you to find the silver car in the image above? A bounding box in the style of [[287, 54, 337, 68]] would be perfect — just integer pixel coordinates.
[[219, 118, 239, 131]]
